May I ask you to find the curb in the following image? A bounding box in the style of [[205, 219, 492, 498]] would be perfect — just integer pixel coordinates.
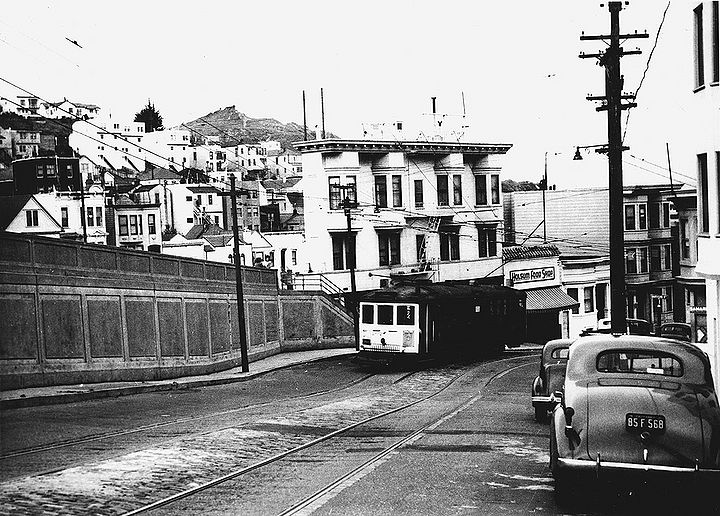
[[1, 354, 356, 410]]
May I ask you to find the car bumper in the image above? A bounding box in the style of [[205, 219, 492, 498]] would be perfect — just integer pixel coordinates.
[[557, 457, 720, 479], [531, 395, 558, 405]]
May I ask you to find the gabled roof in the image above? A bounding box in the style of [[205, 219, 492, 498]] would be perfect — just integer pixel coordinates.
[[113, 194, 136, 206], [262, 176, 302, 191], [0, 194, 33, 229], [131, 184, 159, 194], [186, 185, 220, 194], [137, 166, 181, 181], [204, 234, 234, 247], [184, 223, 235, 241], [286, 191, 304, 209], [0, 194, 61, 230], [280, 212, 304, 227]]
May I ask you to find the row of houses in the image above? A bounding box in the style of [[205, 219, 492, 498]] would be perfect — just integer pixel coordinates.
[[1, 95, 100, 120], [0, 143, 707, 341], [68, 119, 302, 181]]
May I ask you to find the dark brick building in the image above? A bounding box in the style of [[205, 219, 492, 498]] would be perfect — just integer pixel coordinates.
[[12, 156, 82, 194]]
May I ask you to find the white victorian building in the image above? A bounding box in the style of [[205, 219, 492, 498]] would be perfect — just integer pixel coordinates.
[[293, 139, 511, 292]]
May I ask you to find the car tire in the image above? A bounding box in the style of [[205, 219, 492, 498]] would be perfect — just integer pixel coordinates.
[[534, 405, 548, 423]]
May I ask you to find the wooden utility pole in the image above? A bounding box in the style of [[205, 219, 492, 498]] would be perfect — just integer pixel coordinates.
[[338, 188, 358, 295], [581, 2, 647, 334], [302, 90, 307, 141], [337, 186, 358, 348], [542, 152, 548, 243], [78, 170, 88, 244], [219, 174, 250, 372], [320, 87, 326, 139]]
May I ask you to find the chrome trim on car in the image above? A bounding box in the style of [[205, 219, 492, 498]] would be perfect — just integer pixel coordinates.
[[558, 457, 720, 476]]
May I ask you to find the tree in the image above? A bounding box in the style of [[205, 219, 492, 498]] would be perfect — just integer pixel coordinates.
[[134, 100, 164, 133]]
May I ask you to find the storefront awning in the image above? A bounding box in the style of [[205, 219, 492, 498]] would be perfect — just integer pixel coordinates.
[[525, 287, 579, 313]]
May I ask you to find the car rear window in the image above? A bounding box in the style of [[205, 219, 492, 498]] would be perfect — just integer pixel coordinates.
[[551, 348, 569, 359], [596, 350, 683, 377]]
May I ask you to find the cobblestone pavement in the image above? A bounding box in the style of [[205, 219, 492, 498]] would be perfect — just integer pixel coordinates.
[[0, 365, 477, 515]]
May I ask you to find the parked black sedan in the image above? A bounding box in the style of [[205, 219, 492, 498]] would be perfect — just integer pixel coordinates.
[[531, 338, 573, 422], [550, 334, 720, 503]]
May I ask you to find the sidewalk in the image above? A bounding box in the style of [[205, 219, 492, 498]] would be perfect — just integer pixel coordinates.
[[0, 348, 357, 410]]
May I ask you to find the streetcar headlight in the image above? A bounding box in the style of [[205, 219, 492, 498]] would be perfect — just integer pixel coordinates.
[[402, 331, 414, 348]]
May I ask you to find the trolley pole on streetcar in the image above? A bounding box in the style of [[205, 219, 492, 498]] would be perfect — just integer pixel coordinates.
[[580, 2, 647, 334], [220, 174, 250, 372]]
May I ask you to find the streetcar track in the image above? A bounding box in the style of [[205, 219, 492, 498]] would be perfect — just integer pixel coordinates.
[[0, 372, 379, 460], [279, 360, 533, 516], [122, 354, 537, 515]]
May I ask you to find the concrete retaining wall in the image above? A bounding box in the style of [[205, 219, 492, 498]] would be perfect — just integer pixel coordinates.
[[0, 232, 354, 389]]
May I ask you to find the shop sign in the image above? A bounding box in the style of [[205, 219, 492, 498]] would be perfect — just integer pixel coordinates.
[[690, 306, 707, 314], [509, 267, 556, 284]]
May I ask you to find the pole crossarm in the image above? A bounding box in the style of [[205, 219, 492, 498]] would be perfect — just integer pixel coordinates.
[[580, 33, 649, 40], [595, 102, 637, 112], [586, 94, 636, 101]]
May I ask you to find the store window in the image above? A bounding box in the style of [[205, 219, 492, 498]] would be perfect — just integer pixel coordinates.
[[584, 286, 595, 314], [567, 288, 579, 314]]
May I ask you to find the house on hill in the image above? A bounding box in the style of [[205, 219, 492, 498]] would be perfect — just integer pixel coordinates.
[[162, 223, 250, 264]]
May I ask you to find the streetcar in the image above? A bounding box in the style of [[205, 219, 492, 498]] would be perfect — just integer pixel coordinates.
[[350, 282, 526, 365]]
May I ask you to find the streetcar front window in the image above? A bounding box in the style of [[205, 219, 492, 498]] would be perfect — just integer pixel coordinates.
[[361, 305, 374, 324], [396, 305, 415, 325], [377, 305, 394, 325]]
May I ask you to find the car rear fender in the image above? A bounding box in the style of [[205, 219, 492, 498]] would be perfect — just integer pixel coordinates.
[[553, 381, 588, 460], [697, 387, 720, 468], [585, 381, 705, 467]]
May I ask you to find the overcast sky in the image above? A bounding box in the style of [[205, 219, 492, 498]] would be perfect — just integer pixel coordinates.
[[0, 1, 701, 189]]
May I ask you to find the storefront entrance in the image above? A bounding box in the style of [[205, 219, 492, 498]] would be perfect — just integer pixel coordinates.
[[526, 311, 561, 344]]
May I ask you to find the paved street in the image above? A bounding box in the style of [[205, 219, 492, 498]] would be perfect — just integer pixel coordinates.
[[2, 352, 718, 515]]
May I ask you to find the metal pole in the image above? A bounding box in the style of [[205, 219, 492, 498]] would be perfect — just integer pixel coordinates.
[[320, 88, 326, 139], [78, 160, 87, 244], [230, 174, 249, 372], [342, 194, 359, 350], [542, 152, 548, 243], [606, 2, 627, 334], [302, 90, 307, 141], [344, 198, 357, 294]]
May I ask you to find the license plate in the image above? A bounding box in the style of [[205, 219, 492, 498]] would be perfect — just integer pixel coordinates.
[[625, 413, 666, 434]]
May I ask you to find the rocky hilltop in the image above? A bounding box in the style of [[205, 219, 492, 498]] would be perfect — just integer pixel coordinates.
[[180, 106, 335, 149]]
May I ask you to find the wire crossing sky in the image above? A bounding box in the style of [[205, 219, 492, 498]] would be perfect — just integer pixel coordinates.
[[0, 0, 701, 189]]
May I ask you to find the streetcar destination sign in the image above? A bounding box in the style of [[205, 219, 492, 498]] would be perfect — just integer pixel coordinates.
[[509, 267, 555, 284]]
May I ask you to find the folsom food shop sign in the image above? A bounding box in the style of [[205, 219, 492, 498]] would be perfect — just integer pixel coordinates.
[[509, 267, 556, 284]]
